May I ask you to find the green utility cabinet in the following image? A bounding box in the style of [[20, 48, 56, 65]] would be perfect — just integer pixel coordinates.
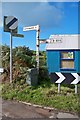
[[26, 68, 38, 86]]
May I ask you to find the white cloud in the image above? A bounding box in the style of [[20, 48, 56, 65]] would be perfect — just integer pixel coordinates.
[[2, 2, 64, 28]]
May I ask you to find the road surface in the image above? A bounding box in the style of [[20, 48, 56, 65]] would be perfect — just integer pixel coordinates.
[[1, 99, 79, 120]]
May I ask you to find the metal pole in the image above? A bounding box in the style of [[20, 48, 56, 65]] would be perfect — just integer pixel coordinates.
[[58, 83, 60, 93], [10, 30, 12, 83], [75, 84, 78, 94], [36, 25, 40, 72]]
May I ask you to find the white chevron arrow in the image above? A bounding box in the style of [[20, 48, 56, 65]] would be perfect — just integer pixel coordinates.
[[71, 73, 80, 84], [55, 72, 65, 84]]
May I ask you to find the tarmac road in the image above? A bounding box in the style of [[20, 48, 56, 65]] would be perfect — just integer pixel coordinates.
[[1, 99, 79, 120], [2, 99, 54, 119]]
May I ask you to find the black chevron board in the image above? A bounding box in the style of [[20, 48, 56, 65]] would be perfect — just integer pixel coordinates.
[[61, 73, 75, 84], [50, 73, 59, 83], [50, 72, 80, 84]]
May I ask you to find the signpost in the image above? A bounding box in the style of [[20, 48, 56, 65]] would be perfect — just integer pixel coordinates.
[[12, 33, 24, 38], [4, 16, 18, 33], [10, 30, 12, 83], [39, 39, 47, 44], [4, 16, 24, 83], [23, 25, 40, 71], [23, 25, 38, 31], [6, 16, 18, 30]]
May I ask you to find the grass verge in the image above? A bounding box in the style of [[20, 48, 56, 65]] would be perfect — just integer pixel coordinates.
[[1, 80, 80, 114]]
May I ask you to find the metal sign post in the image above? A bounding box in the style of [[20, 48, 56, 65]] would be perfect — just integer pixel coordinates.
[[58, 83, 60, 94], [10, 30, 12, 83], [9, 33, 24, 83], [4, 16, 18, 83], [75, 84, 78, 94], [4, 16, 24, 83]]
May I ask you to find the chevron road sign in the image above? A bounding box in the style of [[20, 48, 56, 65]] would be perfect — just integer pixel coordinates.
[[55, 72, 66, 84], [71, 73, 80, 84], [50, 72, 80, 94], [71, 73, 80, 94], [50, 73, 80, 84]]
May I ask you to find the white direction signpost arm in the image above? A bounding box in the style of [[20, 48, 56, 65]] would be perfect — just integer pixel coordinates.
[[23, 25, 37, 31], [39, 39, 47, 44]]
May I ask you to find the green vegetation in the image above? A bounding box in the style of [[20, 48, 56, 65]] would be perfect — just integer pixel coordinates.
[[1, 45, 80, 115], [1, 45, 46, 82], [2, 81, 80, 114]]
